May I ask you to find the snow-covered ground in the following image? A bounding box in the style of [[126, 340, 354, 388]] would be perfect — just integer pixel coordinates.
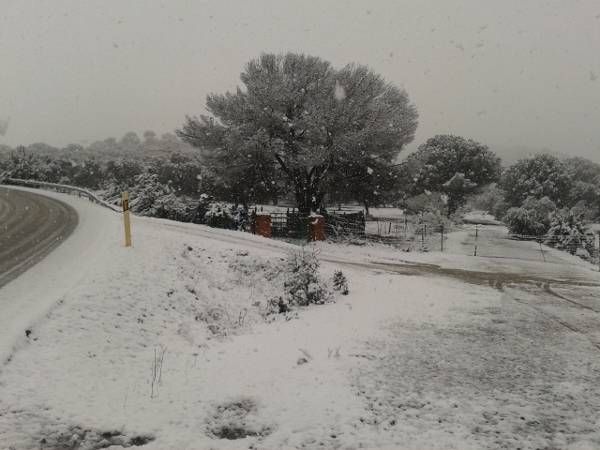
[[0, 190, 463, 449], [1, 189, 600, 449]]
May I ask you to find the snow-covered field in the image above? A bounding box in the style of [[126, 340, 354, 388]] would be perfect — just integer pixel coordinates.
[[1, 188, 600, 449]]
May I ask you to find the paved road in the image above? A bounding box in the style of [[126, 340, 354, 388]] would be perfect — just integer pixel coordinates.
[[0, 187, 78, 288]]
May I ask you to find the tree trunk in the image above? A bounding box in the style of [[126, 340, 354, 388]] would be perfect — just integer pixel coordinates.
[[295, 184, 324, 216]]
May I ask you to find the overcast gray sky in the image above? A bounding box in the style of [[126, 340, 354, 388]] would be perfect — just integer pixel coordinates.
[[1, 0, 599, 161]]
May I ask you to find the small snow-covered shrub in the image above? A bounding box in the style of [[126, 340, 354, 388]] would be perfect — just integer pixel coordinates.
[[504, 207, 548, 236], [545, 210, 595, 256], [266, 296, 290, 315], [36, 424, 154, 449], [193, 193, 213, 223], [405, 192, 448, 217], [504, 196, 556, 236], [332, 270, 349, 295], [232, 205, 249, 230], [284, 249, 331, 306], [129, 173, 171, 215], [153, 193, 197, 221], [204, 202, 236, 229], [206, 397, 272, 440], [197, 199, 248, 230]]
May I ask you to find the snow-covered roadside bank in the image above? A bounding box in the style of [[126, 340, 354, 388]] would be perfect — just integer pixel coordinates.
[[131, 218, 600, 284], [0, 189, 496, 450], [4, 190, 600, 449], [0, 187, 121, 364]]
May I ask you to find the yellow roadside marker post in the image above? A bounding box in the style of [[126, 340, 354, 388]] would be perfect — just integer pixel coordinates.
[[122, 191, 132, 247], [597, 231, 600, 272]]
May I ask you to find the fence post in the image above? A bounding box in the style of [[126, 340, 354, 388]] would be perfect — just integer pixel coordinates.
[[254, 213, 272, 238], [539, 240, 546, 262], [473, 224, 478, 256], [440, 224, 444, 252], [309, 214, 326, 241]]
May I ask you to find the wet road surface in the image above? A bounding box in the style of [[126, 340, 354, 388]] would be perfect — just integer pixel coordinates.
[[0, 187, 78, 288]]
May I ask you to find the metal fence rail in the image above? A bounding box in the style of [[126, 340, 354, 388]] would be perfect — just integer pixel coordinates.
[[507, 232, 600, 262], [1, 177, 122, 213]]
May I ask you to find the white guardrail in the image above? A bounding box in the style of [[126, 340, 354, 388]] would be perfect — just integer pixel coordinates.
[[0, 177, 122, 213]]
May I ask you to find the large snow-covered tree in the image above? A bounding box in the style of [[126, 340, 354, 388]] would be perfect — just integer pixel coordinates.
[[408, 135, 502, 214], [177, 53, 418, 214], [500, 154, 573, 208], [563, 157, 600, 217]]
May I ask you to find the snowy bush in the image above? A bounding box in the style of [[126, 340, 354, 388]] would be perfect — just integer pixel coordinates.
[[332, 270, 349, 295], [284, 249, 331, 306], [129, 173, 172, 214], [202, 202, 249, 230], [206, 397, 272, 440], [232, 205, 250, 231], [153, 193, 197, 221], [545, 210, 595, 256], [404, 192, 448, 217], [125, 173, 197, 221], [193, 193, 213, 223], [504, 196, 556, 236], [504, 208, 548, 236], [204, 202, 236, 229]]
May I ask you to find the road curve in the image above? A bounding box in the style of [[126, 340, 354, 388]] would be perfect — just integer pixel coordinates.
[[0, 187, 78, 288]]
